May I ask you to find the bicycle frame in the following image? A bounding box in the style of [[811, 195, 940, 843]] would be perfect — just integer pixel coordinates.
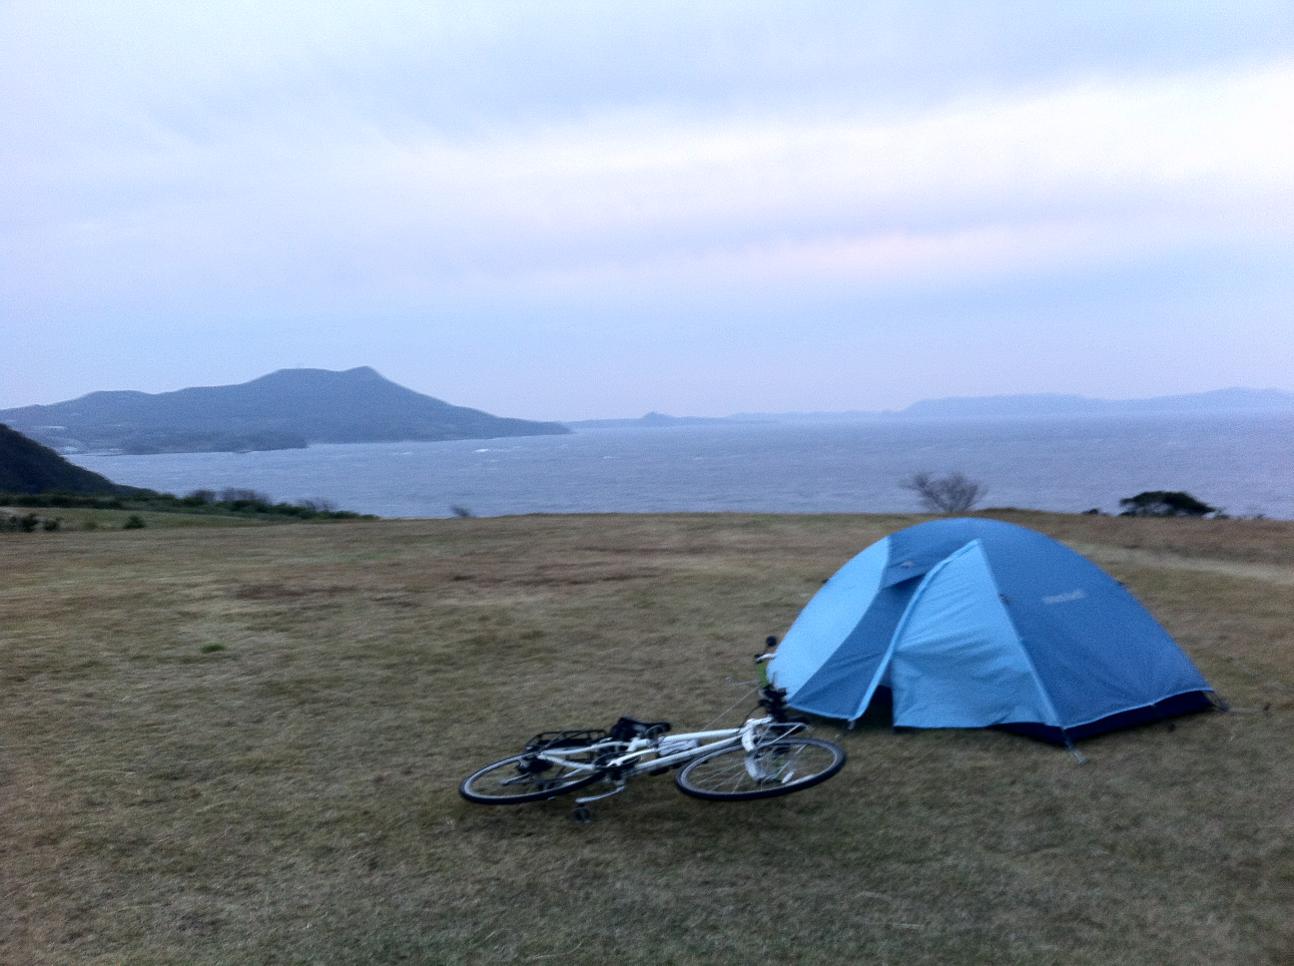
[[532, 715, 805, 781], [459, 679, 846, 816]]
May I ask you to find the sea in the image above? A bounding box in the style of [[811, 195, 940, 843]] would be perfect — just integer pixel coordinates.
[[68, 413, 1294, 520]]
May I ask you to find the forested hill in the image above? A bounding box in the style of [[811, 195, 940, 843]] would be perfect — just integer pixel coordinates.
[[0, 367, 571, 454], [0, 424, 130, 494]]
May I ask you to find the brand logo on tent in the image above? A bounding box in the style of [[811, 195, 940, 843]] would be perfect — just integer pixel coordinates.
[[1041, 588, 1087, 605]]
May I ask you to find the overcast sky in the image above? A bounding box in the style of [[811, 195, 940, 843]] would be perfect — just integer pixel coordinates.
[[3, 1, 1292, 418]]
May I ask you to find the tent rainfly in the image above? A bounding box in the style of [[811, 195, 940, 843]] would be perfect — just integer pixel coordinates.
[[768, 518, 1217, 743]]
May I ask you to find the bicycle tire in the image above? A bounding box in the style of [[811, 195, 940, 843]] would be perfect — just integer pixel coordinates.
[[459, 752, 600, 805], [674, 737, 845, 801]]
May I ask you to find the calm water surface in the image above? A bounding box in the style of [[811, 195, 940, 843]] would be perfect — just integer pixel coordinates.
[[69, 414, 1294, 519]]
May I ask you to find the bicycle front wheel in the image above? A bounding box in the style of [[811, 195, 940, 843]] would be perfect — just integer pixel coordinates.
[[460, 753, 599, 805], [674, 737, 845, 801]]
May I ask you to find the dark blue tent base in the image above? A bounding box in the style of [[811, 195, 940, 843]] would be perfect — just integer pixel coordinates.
[[996, 691, 1218, 745], [875, 688, 1218, 745]]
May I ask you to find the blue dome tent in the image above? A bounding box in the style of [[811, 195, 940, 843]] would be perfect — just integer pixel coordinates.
[[768, 519, 1216, 743]]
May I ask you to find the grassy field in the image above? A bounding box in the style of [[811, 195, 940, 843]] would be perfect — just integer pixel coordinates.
[[3, 511, 1291, 964]]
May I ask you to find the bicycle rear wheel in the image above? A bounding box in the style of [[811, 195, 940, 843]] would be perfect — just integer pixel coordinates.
[[674, 737, 845, 801], [460, 753, 599, 805]]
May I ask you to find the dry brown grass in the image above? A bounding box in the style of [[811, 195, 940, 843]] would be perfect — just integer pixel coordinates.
[[2, 512, 1292, 964]]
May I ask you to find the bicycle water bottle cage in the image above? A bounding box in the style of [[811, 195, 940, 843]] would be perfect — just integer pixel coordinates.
[[608, 717, 672, 742], [524, 729, 609, 753]]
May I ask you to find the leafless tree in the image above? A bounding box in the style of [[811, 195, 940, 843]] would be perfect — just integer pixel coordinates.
[[900, 470, 988, 513]]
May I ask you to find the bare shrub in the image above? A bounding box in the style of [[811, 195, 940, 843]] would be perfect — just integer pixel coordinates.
[[900, 471, 988, 514]]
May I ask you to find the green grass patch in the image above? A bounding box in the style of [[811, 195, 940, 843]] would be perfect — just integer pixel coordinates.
[[0, 489, 377, 526], [2, 505, 276, 530]]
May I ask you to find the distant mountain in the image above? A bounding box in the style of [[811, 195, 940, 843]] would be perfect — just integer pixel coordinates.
[[725, 409, 885, 423], [565, 411, 768, 430], [0, 424, 132, 494], [897, 388, 1294, 419], [568, 388, 1294, 428], [1, 367, 571, 454]]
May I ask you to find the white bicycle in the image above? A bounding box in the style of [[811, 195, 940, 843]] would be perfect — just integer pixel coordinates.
[[459, 678, 846, 820]]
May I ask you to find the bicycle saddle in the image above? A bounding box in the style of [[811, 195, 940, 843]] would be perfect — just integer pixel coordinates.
[[609, 717, 672, 741]]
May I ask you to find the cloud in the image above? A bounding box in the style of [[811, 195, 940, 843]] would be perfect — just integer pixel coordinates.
[[2, 2, 1292, 411], [5, 53, 1290, 318]]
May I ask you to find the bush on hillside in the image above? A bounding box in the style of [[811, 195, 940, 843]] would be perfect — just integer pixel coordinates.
[[1118, 491, 1217, 518], [0, 489, 374, 521], [219, 488, 271, 505]]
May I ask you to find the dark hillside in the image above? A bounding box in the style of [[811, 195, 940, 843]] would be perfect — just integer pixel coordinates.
[[0, 367, 571, 453], [0, 424, 129, 494]]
